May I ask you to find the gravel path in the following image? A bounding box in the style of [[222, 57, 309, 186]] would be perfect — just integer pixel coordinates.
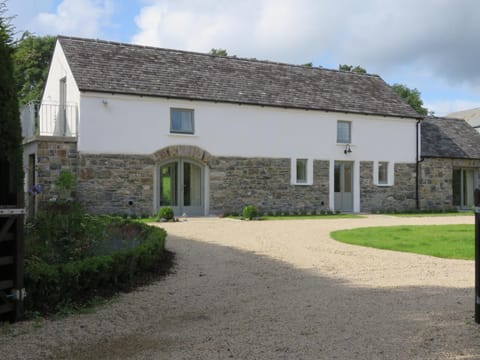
[[2, 215, 479, 359]]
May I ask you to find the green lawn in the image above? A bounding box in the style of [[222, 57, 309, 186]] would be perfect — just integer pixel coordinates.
[[331, 224, 475, 260], [261, 214, 364, 220], [389, 212, 473, 217]]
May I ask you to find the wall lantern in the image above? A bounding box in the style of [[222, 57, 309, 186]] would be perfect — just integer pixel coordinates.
[[344, 144, 352, 155], [102, 99, 108, 106]]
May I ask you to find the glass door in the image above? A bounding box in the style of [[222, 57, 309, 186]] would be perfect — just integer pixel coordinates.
[[453, 168, 476, 209], [334, 162, 353, 212], [159, 160, 204, 216], [183, 161, 203, 215]]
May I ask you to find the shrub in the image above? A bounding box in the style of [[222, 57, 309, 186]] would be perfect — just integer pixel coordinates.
[[242, 205, 258, 220], [24, 221, 167, 315], [24, 203, 169, 314], [26, 202, 108, 263], [55, 170, 76, 200], [157, 206, 174, 221]]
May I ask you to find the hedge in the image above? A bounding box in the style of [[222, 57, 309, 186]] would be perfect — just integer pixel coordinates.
[[24, 224, 167, 314]]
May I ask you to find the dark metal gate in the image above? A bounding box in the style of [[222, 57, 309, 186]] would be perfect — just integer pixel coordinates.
[[0, 160, 25, 322]]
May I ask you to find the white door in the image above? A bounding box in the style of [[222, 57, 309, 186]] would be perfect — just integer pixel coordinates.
[[334, 161, 353, 212]]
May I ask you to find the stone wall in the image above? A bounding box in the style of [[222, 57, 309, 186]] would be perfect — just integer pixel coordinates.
[[419, 157, 480, 209], [359, 161, 417, 212], [34, 140, 480, 215], [209, 157, 330, 215], [77, 154, 155, 215], [35, 138, 79, 205]]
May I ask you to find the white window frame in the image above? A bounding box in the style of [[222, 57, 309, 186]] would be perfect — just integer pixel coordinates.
[[373, 161, 394, 186], [170, 108, 194, 134], [291, 158, 313, 185], [337, 120, 351, 144]]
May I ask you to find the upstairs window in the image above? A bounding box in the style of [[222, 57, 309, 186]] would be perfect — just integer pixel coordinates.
[[296, 159, 308, 183], [171, 108, 194, 134], [337, 120, 351, 144]]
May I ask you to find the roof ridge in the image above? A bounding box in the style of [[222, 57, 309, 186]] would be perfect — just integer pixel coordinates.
[[56, 35, 381, 78]]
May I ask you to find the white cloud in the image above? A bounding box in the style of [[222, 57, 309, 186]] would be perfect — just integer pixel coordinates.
[[425, 99, 480, 117], [32, 0, 113, 38], [131, 0, 480, 86]]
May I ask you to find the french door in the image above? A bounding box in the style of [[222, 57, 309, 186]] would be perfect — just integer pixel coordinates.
[[334, 161, 354, 212], [159, 160, 204, 216], [453, 168, 476, 209]]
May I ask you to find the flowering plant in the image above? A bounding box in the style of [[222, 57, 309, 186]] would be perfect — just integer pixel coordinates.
[[28, 184, 42, 196]]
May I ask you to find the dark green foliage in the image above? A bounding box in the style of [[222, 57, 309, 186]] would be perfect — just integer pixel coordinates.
[[157, 206, 174, 221], [55, 170, 76, 190], [24, 203, 167, 314], [13, 32, 55, 106], [24, 226, 167, 314], [0, 1, 23, 188], [339, 64, 367, 74], [391, 83, 428, 116], [209, 48, 228, 56], [26, 202, 107, 263], [242, 205, 258, 220], [55, 170, 76, 200]]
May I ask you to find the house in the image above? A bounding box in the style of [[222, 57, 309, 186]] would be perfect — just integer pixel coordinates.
[[447, 107, 480, 132], [22, 36, 451, 216], [419, 116, 480, 209]]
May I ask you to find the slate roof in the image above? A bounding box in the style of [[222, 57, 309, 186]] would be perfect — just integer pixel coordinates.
[[421, 117, 480, 159], [57, 36, 421, 119]]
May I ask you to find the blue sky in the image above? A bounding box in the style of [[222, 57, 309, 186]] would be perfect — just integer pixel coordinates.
[[7, 0, 480, 116]]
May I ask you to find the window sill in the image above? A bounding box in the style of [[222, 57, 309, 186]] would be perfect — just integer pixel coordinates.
[[336, 143, 354, 146], [375, 183, 393, 187], [168, 133, 198, 138], [292, 182, 312, 186]]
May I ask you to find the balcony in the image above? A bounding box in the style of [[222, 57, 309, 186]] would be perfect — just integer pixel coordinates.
[[21, 102, 78, 141]]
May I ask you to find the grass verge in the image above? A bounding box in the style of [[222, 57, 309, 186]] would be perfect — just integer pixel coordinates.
[[389, 212, 473, 217], [260, 214, 364, 220], [331, 224, 474, 260]]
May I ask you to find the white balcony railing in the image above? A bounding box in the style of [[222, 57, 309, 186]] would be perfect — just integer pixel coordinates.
[[21, 102, 78, 140]]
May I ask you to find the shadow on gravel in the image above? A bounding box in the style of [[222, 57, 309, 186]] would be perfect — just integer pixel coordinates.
[[2, 234, 479, 360]]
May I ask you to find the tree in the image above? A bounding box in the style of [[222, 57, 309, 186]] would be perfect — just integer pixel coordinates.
[[338, 64, 428, 115], [209, 48, 228, 56], [0, 0, 23, 188], [391, 83, 428, 116], [338, 64, 366, 74], [13, 32, 55, 105]]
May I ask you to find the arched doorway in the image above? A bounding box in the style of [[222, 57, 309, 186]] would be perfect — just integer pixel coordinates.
[[158, 159, 205, 216]]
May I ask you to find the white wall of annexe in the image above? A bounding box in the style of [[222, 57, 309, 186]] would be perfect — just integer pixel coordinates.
[[78, 93, 418, 213], [42, 42, 80, 106]]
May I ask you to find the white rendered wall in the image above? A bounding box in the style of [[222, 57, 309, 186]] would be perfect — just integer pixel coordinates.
[[78, 93, 418, 163], [41, 41, 80, 135], [42, 41, 80, 106]]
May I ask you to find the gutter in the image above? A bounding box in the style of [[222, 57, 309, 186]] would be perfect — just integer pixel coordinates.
[[416, 118, 425, 210]]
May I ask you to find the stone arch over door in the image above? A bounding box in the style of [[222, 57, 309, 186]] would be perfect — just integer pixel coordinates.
[[152, 145, 212, 167], [152, 145, 212, 216]]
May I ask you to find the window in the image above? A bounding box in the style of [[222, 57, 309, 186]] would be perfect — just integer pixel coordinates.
[[292, 158, 312, 185], [337, 121, 351, 144], [296, 159, 308, 183], [378, 162, 388, 185], [375, 161, 393, 186], [171, 108, 194, 134]]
